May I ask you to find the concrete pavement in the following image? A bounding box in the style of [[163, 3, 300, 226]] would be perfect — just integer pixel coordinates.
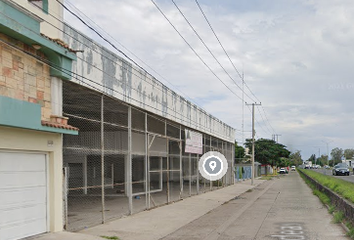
[[33, 179, 264, 240], [162, 171, 349, 240]]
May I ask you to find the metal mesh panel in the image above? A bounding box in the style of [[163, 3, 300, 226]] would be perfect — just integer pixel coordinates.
[[147, 115, 165, 135], [169, 170, 181, 202], [63, 82, 104, 231], [132, 108, 145, 131], [103, 154, 129, 222], [182, 156, 190, 198], [104, 96, 128, 127], [191, 156, 199, 195], [132, 155, 146, 214], [167, 123, 180, 139], [62, 81, 235, 231]]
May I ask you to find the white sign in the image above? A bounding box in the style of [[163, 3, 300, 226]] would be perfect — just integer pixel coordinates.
[[185, 129, 203, 154]]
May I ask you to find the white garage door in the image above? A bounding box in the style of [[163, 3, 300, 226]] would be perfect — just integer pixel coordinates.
[[0, 152, 47, 240]]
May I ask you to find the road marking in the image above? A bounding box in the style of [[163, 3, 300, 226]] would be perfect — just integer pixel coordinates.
[[270, 223, 306, 240]]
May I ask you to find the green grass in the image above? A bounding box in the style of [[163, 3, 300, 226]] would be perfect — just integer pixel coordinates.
[[299, 169, 354, 204], [100, 236, 119, 240], [313, 189, 331, 205], [346, 222, 354, 238], [299, 169, 354, 239], [260, 176, 274, 180], [333, 211, 345, 224]]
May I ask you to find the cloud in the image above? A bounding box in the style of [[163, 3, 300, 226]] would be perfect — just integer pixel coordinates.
[[64, 0, 354, 159]]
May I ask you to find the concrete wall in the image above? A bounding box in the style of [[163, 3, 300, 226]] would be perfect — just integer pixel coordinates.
[[63, 24, 235, 143], [0, 126, 63, 232], [10, 0, 64, 39]]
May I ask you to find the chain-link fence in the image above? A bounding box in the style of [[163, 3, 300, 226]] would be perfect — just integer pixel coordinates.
[[62, 81, 235, 231]]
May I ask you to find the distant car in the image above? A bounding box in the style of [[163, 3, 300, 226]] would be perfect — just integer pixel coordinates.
[[332, 163, 350, 176], [291, 166, 296, 171], [279, 168, 287, 174], [324, 165, 330, 169]]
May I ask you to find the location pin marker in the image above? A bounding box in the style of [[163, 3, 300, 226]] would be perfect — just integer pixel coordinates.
[[209, 161, 217, 171]]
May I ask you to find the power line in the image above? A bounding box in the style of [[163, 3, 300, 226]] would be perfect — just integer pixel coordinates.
[[256, 105, 273, 135], [64, 0, 202, 108], [171, 0, 256, 103], [194, 0, 276, 135], [18, 3, 234, 132], [42, 1, 239, 134], [0, 12, 238, 139], [150, 0, 243, 102], [0, 36, 239, 138]]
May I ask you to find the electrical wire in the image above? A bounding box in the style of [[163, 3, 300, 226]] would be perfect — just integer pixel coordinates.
[[31, 1, 235, 133], [195, 0, 277, 135], [64, 0, 202, 108], [150, 0, 243, 102], [171, 0, 256, 103], [0, 34, 238, 140]]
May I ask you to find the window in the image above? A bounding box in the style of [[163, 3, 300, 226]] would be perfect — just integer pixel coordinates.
[[28, 0, 48, 14]]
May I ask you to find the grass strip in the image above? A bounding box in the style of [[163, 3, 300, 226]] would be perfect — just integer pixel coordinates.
[[299, 169, 354, 203], [298, 169, 354, 239]]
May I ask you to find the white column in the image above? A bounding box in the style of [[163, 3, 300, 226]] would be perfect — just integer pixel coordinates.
[[51, 77, 62, 116]]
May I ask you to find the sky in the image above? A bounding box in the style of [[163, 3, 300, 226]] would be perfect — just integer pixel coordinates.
[[62, 0, 354, 160]]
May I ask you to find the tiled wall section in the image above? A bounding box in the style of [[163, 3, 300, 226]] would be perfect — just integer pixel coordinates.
[[0, 33, 52, 121]]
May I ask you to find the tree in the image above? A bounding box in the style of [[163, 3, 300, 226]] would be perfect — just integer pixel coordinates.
[[317, 155, 328, 166], [289, 150, 302, 166], [308, 154, 316, 164], [244, 138, 291, 166], [344, 149, 354, 160], [234, 141, 246, 164], [331, 147, 343, 165], [278, 157, 291, 167]]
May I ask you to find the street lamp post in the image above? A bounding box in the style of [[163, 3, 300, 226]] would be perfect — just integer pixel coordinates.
[[322, 140, 333, 167]]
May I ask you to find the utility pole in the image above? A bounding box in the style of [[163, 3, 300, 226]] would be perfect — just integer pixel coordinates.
[[246, 102, 261, 185], [242, 71, 245, 145], [322, 140, 333, 166], [272, 134, 282, 142]]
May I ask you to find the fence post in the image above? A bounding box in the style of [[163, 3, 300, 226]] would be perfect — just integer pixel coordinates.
[[100, 94, 105, 224]]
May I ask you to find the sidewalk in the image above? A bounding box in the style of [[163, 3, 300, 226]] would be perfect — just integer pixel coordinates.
[[34, 179, 264, 240]]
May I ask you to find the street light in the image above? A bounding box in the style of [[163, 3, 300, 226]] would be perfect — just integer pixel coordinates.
[[322, 140, 333, 166]]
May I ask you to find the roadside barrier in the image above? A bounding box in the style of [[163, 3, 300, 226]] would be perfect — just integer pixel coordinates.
[[300, 170, 354, 225]]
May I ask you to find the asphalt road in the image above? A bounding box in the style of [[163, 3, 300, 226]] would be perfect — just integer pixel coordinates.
[[313, 168, 354, 183], [161, 171, 349, 240]]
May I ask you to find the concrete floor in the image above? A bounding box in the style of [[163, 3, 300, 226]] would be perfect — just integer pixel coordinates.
[[66, 181, 225, 231], [33, 179, 258, 240]]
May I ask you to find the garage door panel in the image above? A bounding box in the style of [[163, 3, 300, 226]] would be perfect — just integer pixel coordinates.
[[0, 204, 47, 228], [0, 153, 46, 172], [0, 152, 47, 240], [0, 172, 46, 188], [0, 186, 46, 208], [0, 218, 47, 240]]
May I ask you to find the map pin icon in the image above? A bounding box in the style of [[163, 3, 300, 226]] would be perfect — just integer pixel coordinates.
[[209, 161, 217, 171]]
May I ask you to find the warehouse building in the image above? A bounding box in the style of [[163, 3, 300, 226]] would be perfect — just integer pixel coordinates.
[[0, 0, 236, 237], [62, 24, 236, 230]]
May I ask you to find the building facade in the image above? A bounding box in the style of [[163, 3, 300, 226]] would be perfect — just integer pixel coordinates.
[[0, 0, 237, 238], [0, 1, 77, 239], [62, 24, 236, 231]]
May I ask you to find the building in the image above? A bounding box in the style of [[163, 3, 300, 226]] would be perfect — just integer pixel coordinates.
[[0, 0, 77, 239], [0, 0, 236, 238]]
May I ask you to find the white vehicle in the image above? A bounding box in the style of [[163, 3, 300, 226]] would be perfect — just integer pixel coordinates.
[[291, 166, 296, 171]]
